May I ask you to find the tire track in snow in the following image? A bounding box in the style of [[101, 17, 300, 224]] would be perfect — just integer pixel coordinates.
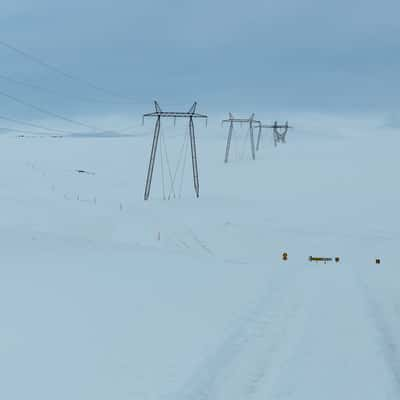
[[170, 269, 306, 400], [186, 228, 214, 256], [357, 277, 400, 395]]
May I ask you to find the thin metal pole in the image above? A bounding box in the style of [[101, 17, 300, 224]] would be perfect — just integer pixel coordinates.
[[256, 124, 262, 151], [144, 115, 161, 200], [250, 120, 256, 160], [189, 116, 200, 198], [224, 121, 234, 163], [273, 122, 278, 147], [281, 124, 289, 143]]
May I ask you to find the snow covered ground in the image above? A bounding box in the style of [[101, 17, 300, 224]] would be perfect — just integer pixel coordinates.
[[0, 114, 399, 399]]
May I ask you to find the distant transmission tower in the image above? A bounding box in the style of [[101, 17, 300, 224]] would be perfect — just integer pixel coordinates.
[[256, 121, 292, 149], [143, 101, 208, 201], [222, 113, 260, 163]]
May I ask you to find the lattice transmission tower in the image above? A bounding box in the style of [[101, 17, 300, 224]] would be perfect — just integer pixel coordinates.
[[143, 101, 207, 201], [222, 113, 260, 163], [256, 121, 292, 150]]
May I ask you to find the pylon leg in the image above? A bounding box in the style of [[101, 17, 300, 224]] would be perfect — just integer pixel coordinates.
[[273, 129, 278, 147], [256, 125, 262, 151], [250, 122, 256, 160], [189, 117, 200, 198], [281, 127, 288, 143], [144, 116, 161, 200], [224, 121, 234, 163]]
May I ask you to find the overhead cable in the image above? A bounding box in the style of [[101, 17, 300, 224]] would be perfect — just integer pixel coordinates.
[[0, 89, 114, 134], [0, 72, 132, 105], [0, 39, 136, 102]]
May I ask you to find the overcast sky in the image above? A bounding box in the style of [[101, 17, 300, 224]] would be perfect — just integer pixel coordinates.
[[1, 0, 399, 119]]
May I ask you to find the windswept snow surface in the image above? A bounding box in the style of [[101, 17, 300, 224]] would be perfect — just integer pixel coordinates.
[[0, 120, 399, 399]]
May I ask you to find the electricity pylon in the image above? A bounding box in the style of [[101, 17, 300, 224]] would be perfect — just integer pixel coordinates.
[[256, 121, 292, 150], [143, 101, 207, 201], [222, 113, 260, 163]]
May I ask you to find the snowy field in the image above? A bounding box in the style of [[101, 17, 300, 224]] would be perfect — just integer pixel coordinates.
[[0, 114, 399, 399]]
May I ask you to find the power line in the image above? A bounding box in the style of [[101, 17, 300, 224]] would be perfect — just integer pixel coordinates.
[[0, 39, 137, 102], [0, 126, 62, 136], [0, 114, 76, 135], [0, 89, 116, 134], [0, 126, 145, 139], [0, 72, 133, 105]]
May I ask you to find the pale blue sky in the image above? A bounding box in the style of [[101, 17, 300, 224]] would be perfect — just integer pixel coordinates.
[[1, 0, 399, 117]]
